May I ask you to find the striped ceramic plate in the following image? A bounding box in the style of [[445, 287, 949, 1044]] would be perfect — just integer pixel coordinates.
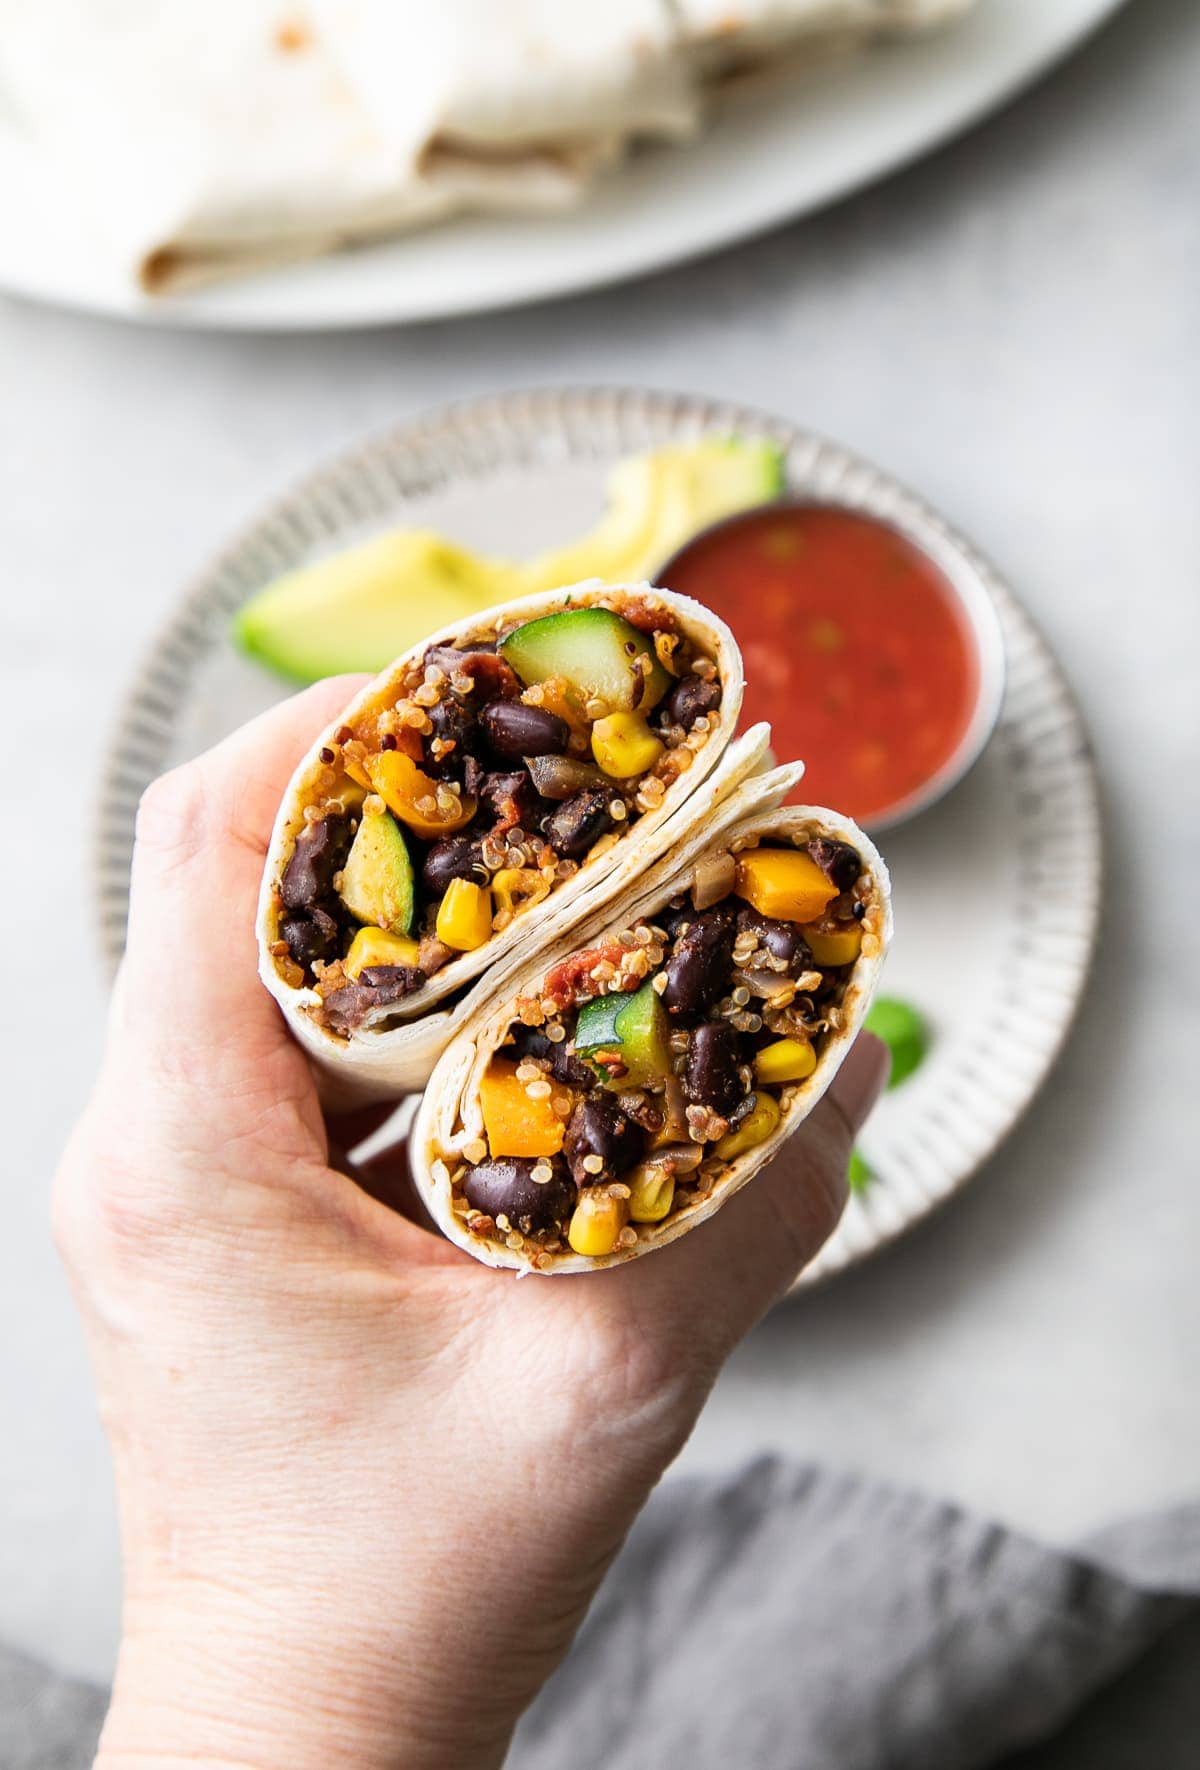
[[95, 387, 1102, 1286]]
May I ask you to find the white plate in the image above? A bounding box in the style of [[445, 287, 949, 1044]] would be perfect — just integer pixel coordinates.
[[4, 0, 1124, 331], [94, 387, 1101, 1283]]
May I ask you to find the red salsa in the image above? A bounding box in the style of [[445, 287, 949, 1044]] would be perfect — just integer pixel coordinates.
[[666, 504, 979, 824]]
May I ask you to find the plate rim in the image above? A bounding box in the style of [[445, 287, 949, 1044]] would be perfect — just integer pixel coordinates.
[[3, 0, 1128, 332], [92, 384, 1103, 1285]]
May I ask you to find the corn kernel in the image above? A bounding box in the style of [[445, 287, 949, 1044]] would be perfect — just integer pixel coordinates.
[[803, 924, 863, 967], [627, 1163, 676, 1224], [344, 926, 420, 979], [332, 775, 368, 810], [436, 878, 493, 951], [591, 711, 665, 780], [567, 1187, 630, 1257], [754, 1038, 817, 1085], [716, 1093, 782, 1160], [492, 866, 551, 922]]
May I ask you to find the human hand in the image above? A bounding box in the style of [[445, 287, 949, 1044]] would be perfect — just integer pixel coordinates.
[[55, 681, 887, 1770]]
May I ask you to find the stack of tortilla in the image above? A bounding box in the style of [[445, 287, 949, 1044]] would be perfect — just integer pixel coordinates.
[[0, 0, 975, 294]]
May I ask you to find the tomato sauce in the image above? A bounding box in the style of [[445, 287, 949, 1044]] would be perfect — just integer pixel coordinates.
[[666, 504, 979, 824]]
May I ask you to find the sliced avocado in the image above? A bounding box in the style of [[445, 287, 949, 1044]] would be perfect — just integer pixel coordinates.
[[500, 609, 672, 712], [528, 436, 785, 588], [232, 437, 785, 684], [234, 532, 523, 685], [338, 808, 416, 936], [573, 980, 672, 1089]]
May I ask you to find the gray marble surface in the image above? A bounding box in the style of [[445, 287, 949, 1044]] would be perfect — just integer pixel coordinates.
[[1, 0, 1196, 1687]]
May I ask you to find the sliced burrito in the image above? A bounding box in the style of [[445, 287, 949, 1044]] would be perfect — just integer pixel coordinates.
[[412, 775, 891, 1271], [258, 581, 769, 1099]]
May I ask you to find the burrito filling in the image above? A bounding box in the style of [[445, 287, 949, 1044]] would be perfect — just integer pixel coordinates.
[[268, 596, 723, 1033], [436, 830, 883, 1265]]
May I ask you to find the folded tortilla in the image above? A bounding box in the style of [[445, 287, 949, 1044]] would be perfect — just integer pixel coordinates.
[[0, 0, 696, 294], [412, 777, 891, 1271], [675, 0, 976, 76], [257, 580, 766, 1102], [1, 0, 975, 295]]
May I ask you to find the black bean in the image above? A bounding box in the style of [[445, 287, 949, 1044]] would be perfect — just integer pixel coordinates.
[[420, 694, 481, 780], [475, 770, 543, 833], [661, 904, 737, 1017], [510, 1026, 596, 1090], [684, 1021, 744, 1116], [735, 905, 813, 977], [664, 674, 722, 729], [807, 837, 861, 893], [657, 898, 693, 942], [462, 1158, 577, 1235], [542, 787, 615, 860], [563, 1096, 645, 1187], [421, 836, 486, 898], [321, 965, 425, 1034], [423, 646, 518, 707], [280, 815, 352, 912], [280, 906, 341, 972], [480, 700, 570, 761]]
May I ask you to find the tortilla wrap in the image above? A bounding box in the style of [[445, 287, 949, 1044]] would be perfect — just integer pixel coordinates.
[[257, 580, 762, 1102], [675, 0, 975, 75], [0, 0, 696, 295], [411, 780, 891, 1272]]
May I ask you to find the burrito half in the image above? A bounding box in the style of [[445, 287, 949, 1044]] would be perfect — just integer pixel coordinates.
[[412, 776, 891, 1270], [258, 581, 765, 1099]]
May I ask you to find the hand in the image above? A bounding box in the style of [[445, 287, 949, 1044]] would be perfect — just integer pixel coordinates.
[[55, 681, 888, 1770]]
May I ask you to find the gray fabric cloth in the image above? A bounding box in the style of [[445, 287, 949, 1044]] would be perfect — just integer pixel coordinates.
[[4, 1459, 1197, 1770]]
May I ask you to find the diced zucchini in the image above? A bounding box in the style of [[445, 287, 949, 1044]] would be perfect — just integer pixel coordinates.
[[500, 608, 672, 712], [573, 979, 672, 1089], [573, 991, 626, 1058], [338, 807, 415, 935]]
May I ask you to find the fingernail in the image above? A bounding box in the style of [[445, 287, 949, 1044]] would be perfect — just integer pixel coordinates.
[[830, 1032, 890, 1134]]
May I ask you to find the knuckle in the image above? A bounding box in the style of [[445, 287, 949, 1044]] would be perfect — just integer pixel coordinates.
[[52, 1116, 185, 1284], [134, 763, 214, 872]]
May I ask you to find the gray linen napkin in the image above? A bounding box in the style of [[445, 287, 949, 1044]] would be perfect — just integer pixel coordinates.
[[4, 1458, 1197, 1770]]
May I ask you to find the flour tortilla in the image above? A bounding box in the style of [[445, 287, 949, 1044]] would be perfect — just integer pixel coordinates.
[[412, 786, 891, 1272], [257, 581, 760, 1103], [676, 0, 975, 75], [0, 0, 696, 294]]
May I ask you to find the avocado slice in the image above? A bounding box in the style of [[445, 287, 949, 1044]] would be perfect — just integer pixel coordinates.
[[574, 979, 673, 1089], [338, 807, 416, 936], [500, 609, 672, 712], [232, 437, 785, 684], [234, 532, 522, 685], [528, 436, 785, 588]]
